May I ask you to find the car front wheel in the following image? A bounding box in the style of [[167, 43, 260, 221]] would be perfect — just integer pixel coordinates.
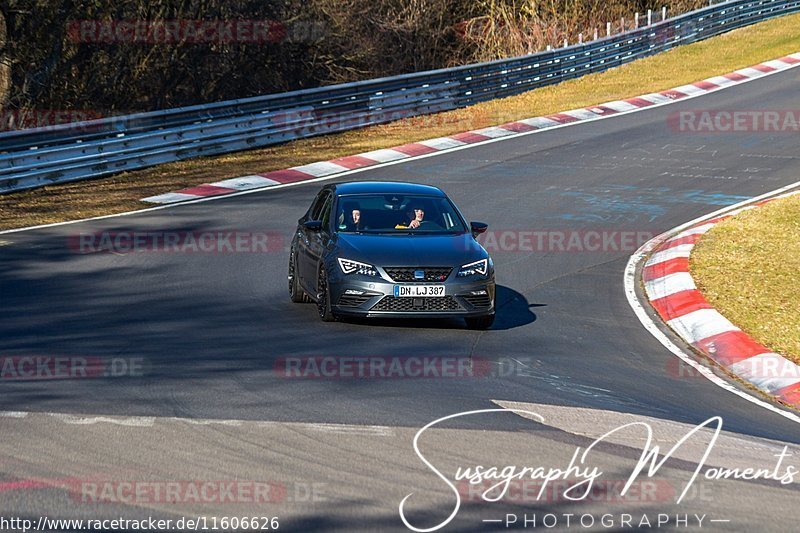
[[288, 247, 311, 303], [316, 267, 337, 322]]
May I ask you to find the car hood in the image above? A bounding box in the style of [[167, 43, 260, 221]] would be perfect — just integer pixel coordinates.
[[334, 232, 486, 267]]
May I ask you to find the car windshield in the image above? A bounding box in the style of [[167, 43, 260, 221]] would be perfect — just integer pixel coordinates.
[[335, 194, 467, 234]]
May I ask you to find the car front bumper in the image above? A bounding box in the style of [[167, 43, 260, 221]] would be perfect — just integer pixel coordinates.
[[328, 274, 495, 319]]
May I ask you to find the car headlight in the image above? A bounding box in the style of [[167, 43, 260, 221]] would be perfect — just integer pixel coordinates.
[[338, 258, 378, 276], [457, 258, 488, 277]]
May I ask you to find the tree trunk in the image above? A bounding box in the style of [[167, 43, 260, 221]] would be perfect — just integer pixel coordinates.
[[0, 8, 10, 113]]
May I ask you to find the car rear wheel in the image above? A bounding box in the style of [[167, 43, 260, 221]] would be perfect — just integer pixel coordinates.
[[465, 313, 494, 330], [288, 247, 311, 303], [317, 267, 337, 322]]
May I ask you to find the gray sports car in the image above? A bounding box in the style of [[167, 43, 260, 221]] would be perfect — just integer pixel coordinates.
[[288, 181, 496, 329]]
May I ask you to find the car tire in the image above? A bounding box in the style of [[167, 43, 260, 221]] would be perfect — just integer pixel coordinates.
[[288, 247, 311, 303], [317, 267, 337, 322], [465, 313, 494, 330]]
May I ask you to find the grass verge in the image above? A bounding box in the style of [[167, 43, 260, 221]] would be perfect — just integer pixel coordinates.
[[2, 12, 800, 231], [690, 193, 800, 365]]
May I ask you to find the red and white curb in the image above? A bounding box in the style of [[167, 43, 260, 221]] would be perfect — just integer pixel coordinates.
[[141, 53, 800, 204], [643, 191, 800, 408]]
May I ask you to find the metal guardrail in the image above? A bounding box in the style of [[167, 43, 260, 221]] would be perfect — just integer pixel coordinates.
[[1, 0, 799, 193]]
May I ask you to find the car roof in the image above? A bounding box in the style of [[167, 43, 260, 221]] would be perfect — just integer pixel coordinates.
[[331, 181, 446, 197]]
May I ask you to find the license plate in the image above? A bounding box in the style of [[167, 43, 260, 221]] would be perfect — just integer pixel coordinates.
[[394, 285, 445, 297]]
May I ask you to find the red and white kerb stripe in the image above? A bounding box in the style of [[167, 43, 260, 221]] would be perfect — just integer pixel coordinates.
[[644, 192, 800, 407]]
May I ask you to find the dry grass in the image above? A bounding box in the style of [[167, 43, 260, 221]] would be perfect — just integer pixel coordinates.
[[2, 12, 800, 231], [690, 194, 800, 364]]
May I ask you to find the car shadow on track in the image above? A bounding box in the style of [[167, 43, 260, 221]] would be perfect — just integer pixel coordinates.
[[492, 285, 543, 331], [339, 285, 541, 331]]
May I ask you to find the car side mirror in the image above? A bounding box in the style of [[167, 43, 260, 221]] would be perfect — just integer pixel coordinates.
[[303, 220, 323, 231], [470, 221, 488, 237]]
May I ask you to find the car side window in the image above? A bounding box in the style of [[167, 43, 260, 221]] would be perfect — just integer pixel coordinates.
[[319, 195, 334, 231], [308, 191, 330, 221]]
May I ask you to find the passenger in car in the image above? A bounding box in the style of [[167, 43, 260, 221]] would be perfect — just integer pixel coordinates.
[[339, 202, 365, 231]]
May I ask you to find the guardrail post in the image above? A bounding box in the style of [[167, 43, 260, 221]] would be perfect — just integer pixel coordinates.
[[621, 17, 625, 31], [635, 13, 640, 28], [578, 33, 583, 44], [593, 27, 598, 40], [662, 6, 667, 21], [648, 9, 652, 25], [563, 38, 568, 48], [606, 21, 611, 36]]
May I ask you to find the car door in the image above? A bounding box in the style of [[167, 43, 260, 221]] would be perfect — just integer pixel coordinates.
[[297, 190, 330, 291], [305, 193, 334, 295]]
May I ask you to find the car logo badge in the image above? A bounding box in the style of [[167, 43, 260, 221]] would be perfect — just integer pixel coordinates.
[[414, 270, 425, 280]]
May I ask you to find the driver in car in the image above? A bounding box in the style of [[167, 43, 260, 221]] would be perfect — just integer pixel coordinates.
[[396, 204, 425, 229]]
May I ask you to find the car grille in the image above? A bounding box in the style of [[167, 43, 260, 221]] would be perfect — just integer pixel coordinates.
[[461, 294, 492, 309], [371, 296, 462, 312], [337, 294, 374, 307], [383, 267, 452, 282]]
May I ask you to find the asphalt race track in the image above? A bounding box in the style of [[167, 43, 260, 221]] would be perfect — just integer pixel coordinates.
[[1, 67, 800, 531]]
